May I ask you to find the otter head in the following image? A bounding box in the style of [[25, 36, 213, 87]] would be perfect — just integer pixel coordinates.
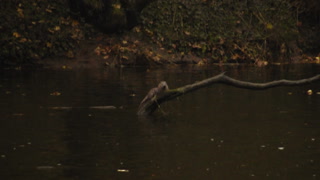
[[158, 81, 169, 91]]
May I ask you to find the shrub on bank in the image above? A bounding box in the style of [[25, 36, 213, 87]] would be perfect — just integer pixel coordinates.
[[141, 0, 303, 63], [0, 0, 90, 65]]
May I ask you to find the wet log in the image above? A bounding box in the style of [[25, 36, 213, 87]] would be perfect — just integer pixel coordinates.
[[137, 72, 320, 116]]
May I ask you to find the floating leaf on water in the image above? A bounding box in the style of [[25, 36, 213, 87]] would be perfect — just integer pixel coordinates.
[[278, 147, 285, 150], [50, 91, 61, 96], [89, 106, 117, 110], [117, 169, 129, 173]]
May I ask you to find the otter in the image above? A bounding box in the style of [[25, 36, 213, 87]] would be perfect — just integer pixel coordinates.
[[139, 81, 169, 107]]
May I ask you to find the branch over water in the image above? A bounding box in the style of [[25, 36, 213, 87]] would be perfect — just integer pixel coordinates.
[[137, 73, 320, 116]]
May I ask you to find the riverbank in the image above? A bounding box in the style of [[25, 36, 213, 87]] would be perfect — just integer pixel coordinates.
[[38, 31, 319, 69], [2, 0, 319, 68]]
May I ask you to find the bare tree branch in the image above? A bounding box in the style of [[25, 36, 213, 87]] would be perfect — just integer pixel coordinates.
[[137, 73, 320, 116]]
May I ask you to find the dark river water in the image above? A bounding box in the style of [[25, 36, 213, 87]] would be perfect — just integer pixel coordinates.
[[0, 64, 319, 179]]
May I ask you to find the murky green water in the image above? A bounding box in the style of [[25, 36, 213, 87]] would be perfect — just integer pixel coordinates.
[[0, 64, 319, 179]]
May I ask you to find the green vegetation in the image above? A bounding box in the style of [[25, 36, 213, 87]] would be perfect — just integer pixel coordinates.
[[141, 0, 300, 63], [0, 0, 91, 65]]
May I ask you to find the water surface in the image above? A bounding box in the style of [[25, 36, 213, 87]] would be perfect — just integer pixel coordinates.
[[0, 64, 319, 179]]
